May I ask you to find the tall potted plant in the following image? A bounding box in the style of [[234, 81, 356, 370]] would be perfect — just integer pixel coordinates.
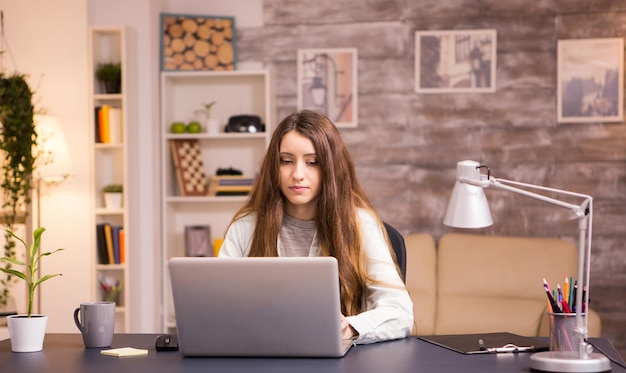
[[0, 227, 63, 352], [0, 72, 38, 311]]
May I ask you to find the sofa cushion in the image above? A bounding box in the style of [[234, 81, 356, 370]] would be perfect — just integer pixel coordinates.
[[405, 233, 437, 335], [435, 232, 599, 336]]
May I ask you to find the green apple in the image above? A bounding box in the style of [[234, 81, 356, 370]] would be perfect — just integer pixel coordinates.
[[186, 121, 202, 133], [171, 121, 186, 134]]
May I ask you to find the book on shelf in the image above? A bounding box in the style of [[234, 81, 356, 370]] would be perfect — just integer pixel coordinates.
[[96, 223, 108, 264], [94, 105, 123, 144], [103, 224, 115, 265], [96, 223, 124, 265], [94, 106, 102, 143], [107, 107, 123, 144], [119, 228, 125, 264], [209, 175, 256, 185], [100, 105, 110, 143], [208, 175, 255, 196], [112, 226, 122, 264]]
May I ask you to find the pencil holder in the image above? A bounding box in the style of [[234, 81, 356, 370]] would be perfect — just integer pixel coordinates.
[[547, 312, 586, 352]]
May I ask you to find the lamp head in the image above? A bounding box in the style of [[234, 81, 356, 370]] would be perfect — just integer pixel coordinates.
[[443, 160, 493, 228]]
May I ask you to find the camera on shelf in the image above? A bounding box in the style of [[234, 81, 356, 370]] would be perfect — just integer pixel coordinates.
[[224, 115, 265, 133]]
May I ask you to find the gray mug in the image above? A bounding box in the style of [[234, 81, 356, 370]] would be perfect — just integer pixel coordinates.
[[73, 302, 115, 348]]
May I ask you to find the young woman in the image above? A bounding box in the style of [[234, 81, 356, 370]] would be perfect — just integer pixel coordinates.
[[218, 110, 413, 344]]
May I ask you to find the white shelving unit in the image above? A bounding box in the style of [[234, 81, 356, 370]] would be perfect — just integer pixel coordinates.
[[160, 70, 273, 332], [88, 26, 130, 332]]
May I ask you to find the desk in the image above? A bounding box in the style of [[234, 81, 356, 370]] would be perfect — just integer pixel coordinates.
[[0, 334, 624, 373]]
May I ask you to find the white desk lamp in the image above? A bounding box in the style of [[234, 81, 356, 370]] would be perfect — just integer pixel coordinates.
[[443, 160, 610, 373]]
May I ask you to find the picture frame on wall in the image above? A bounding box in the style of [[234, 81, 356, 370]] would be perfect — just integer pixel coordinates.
[[415, 29, 497, 93], [557, 38, 624, 123], [297, 48, 358, 128], [160, 13, 236, 71]]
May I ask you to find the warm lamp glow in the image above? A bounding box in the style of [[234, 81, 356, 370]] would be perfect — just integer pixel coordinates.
[[35, 114, 72, 182]]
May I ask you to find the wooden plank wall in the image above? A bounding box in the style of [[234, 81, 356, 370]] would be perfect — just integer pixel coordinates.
[[237, 0, 626, 356]]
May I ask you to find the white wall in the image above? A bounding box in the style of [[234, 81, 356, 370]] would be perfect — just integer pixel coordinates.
[[1, 0, 91, 333], [1, 0, 263, 334]]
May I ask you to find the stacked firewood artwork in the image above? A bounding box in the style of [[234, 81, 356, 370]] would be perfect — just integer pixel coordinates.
[[162, 15, 235, 71]]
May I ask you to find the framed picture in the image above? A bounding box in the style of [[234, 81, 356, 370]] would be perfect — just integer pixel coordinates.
[[185, 225, 212, 257], [160, 13, 236, 71], [297, 48, 358, 128], [557, 38, 624, 123], [415, 29, 497, 93]]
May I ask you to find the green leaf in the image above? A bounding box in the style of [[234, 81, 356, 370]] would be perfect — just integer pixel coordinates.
[[0, 256, 26, 266], [34, 273, 62, 287], [0, 268, 28, 282]]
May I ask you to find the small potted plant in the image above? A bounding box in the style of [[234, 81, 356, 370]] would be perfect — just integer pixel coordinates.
[[103, 184, 123, 209], [0, 227, 64, 352], [199, 101, 220, 134], [95, 62, 122, 94]]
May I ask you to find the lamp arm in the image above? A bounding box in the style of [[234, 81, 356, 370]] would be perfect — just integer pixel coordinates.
[[458, 176, 589, 217], [458, 174, 594, 358]]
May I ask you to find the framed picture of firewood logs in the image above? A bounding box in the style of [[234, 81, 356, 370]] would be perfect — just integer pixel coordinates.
[[160, 13, 236, 71], [415, 29, 496, 93]]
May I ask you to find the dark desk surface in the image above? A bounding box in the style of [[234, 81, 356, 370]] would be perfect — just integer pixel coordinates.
[[0, 334, 624, 373]]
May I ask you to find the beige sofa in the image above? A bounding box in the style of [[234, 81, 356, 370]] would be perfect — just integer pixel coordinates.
[[404, 232, 601, 337]]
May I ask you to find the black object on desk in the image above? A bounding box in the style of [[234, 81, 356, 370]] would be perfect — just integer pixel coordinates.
[[155, 334, 178, 351], [418, 332, 550, 354]]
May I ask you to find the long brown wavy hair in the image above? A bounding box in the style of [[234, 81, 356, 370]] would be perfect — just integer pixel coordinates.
[[228, 110, 393, 315]]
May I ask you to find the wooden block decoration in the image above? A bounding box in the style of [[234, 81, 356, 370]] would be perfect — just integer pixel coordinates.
[[170, 139, 208, 196], [160, 13, 236, 71]]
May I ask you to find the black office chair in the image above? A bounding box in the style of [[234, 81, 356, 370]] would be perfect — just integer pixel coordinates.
[[383, 222, 406, 283]]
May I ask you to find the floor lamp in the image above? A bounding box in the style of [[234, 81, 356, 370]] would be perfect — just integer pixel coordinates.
[[32, 115, 72, 314], [443, 160, 610, 373]]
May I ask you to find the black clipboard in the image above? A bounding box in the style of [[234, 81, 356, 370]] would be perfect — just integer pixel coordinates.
[[417, 332, 549, 354]]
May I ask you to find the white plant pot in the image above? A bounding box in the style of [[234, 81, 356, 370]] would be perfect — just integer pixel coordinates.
[[207, 118, 221, 134], [7, 314, 48, 352], [103, 192, 123, 209]]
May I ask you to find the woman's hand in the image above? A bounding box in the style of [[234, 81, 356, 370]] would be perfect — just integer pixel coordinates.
[[340, 315, 357, 340]]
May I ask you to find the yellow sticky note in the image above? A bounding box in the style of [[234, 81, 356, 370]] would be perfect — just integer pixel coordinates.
[[101, 347, 149, 357]]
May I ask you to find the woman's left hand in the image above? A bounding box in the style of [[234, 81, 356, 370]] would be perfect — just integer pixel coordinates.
[[340, 315, 356, 339]]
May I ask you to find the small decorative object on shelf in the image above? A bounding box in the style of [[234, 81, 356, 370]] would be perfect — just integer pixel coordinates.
[[102, 184, 123, 209], [100, 277, 122, 304], [170, 140, 208, 196], [199, 101, 220, 134], [184, 225, 212, 257], [96, 62, 121, 94]]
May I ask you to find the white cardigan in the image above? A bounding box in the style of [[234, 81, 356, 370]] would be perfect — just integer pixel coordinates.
[[218, 209, 414, 344]]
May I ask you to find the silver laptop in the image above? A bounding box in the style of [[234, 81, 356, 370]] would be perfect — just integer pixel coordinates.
[[168, 256, 355, 357]]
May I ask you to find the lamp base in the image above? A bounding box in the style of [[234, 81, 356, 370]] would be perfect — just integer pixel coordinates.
[[530, 351, 611, 372]]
